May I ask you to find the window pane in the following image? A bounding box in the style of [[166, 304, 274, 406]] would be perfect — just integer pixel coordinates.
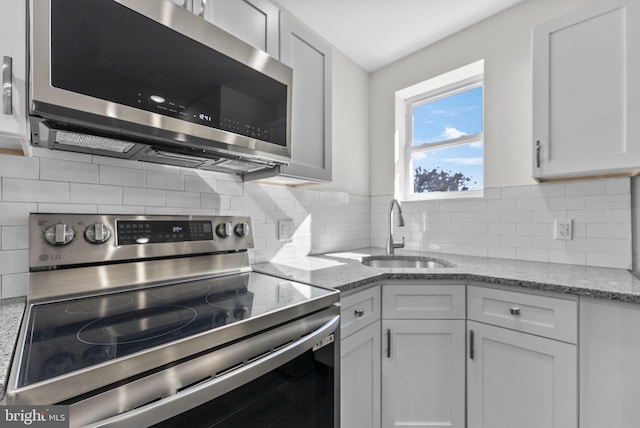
[[412, 87, 483, 146], [412, 142, 483, 193]]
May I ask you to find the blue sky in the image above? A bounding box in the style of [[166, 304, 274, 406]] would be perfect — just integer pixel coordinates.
[[411, 86, 483, 191], [412, 86, 483, 146]]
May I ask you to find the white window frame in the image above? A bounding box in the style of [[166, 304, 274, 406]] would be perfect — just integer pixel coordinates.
[[394, 60, 484, 201]]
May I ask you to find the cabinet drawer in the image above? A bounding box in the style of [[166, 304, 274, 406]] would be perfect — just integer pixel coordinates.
[[341, 285, 381, 338], [382, 283, 466, 319], [467, 286, 577, 343]]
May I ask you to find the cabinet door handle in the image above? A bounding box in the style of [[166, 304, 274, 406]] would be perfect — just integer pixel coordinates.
[[510, 307, 521, 316], [469, 329, 475, 360], [2, 56, 12, 115], [198, 0, 207, 17], [536, 140, 541, 168], [354, 309, 365, 317], [386, 329, 391, 358]]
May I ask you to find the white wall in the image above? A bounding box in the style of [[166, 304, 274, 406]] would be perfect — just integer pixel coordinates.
[[369, 0, 591, 195]]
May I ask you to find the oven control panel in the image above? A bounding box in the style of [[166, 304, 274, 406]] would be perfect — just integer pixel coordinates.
[[29, 214, 254, 269]]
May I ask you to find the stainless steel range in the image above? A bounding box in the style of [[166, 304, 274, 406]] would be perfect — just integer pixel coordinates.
[[6, 214, 340, 427]]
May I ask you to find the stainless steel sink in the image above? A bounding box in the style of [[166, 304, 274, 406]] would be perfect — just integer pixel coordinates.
[[361, 256, 453, 269]]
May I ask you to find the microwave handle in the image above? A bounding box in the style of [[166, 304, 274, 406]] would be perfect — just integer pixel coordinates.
[[85, 314, 340, 428], [198, 0, 207, 18], [2, 56, 12, 115]]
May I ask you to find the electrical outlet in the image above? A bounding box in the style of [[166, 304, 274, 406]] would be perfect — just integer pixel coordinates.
[[278, 219, 294, 241], [554, 219, 573, 240]]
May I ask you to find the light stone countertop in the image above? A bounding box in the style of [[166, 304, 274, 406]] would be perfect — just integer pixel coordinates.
[[2, 247, 640, 401], [0, 297, 26, 402], [252, 247, 640, 302]]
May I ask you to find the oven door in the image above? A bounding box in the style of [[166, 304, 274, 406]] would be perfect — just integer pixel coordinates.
[[70, 306, 340, 428]]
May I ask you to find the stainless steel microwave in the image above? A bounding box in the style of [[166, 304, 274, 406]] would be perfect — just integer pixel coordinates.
[[29, 0, 292, 179]]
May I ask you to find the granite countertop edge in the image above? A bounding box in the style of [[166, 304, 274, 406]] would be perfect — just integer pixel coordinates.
[[251, 248, 640, 304]]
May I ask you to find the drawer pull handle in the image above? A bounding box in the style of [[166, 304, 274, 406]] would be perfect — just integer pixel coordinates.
[[2, 56, 12, 115], [510, 307, 521, 316], [354, 309, 365, 317]]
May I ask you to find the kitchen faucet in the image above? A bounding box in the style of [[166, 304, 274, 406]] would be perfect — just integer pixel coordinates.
[[386, 198, 405, 255]]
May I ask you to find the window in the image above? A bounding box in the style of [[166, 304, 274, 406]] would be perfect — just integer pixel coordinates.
[[395, 60, 484, 200]]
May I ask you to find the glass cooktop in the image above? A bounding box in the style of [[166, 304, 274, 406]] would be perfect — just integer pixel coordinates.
[[17, 272, 333, 388]]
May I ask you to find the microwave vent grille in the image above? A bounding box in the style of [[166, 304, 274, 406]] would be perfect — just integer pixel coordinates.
[[56, 131, 136, 153]]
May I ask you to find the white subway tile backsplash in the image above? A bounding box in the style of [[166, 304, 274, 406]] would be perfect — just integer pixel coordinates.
[[0, 150, 635, 298], [123, 187, 165, 207], [3, 178, 69, 203], [0, 155, 39, 179], [587, 224, 630, 239], [184, 175, 217, 194], [1, 273, 28, 299], [40, 158, 99, 183], [201, 193, 230, 211], [216, 179, 244, 196], [166, 190, 200, 208], [371, 177, 632, 269], [0, 250, 28, 275], [70, 183, 123, 205], [147, 171, 185, 191], [100, 165, 146, 187], [548, 196, 586, 210], [37, 203, 97, 214], [0, 202, 38, 226], [586, 194, 630, 209]]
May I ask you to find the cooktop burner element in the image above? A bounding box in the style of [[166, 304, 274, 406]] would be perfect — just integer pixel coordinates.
[[77, 305, 198, 346], [64, 295, 134, 315]]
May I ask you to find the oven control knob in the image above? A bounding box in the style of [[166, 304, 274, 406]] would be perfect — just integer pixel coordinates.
[[84, 223, 112, 244], [234, 222, 251, 238], [216, 222, 232, 238], [233, 306, 250, 320], [215, 310, 231, 325], [44, 223, 76, 246]]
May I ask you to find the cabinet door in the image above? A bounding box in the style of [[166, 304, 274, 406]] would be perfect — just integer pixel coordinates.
[[579, 297, 640, 428], [467, 321, 577, 428], [0, 0, 28, 153], [532, 0, 640, 179], [341, 321, 381, 428], [198, 0, 280, 58], [279, 12, 332, 183], [382, 319, 465, 428]]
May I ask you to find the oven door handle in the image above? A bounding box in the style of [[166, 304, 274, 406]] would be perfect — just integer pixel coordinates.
[[85, 314, 340, 428]]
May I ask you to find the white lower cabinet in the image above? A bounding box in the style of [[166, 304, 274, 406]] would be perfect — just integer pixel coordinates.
[[579, 297, 640, 428], [381, 283, 466, 428], [340, 282, 581, 428], [467, 285, 578, 428], [467, 321, 577, 428], [382, 319, 466, 428], [341, 320, 381, 428], [340, 286, 381, 428]]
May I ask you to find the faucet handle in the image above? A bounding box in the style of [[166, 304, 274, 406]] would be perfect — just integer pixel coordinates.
[[394, 236, 405, 249]]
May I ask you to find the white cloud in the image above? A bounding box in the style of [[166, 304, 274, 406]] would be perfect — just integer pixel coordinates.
[[442, 127, 467, 139], [443, 157, 483, 166]]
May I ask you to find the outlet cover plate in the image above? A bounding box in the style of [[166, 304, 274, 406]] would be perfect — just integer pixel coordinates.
[[278, 219, 294, 241], [554, 218, 573, 240]]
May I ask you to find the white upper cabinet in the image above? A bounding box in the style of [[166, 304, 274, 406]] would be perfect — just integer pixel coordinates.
[[0, 0, 29, 155], [276, 11, 332, 184], [532, 0, 640, 179], [197, 0, 280, 58]]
